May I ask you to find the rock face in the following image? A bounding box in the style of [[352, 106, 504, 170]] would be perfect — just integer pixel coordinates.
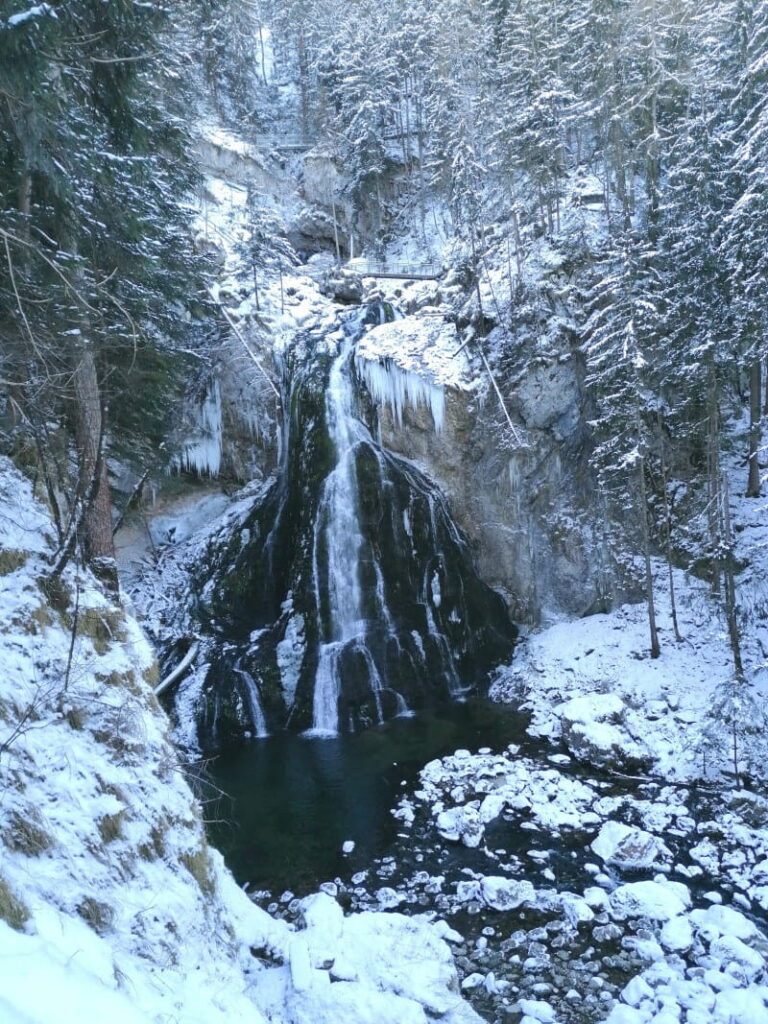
[[374, 355, 611, 624]]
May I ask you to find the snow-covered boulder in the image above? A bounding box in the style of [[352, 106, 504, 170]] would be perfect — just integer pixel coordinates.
[[591, 821, 672, 871], [436, 806, 484, 847], [480, 877, 536, 912], [556, 693, 653, 771], [610, 880, 691, 921]]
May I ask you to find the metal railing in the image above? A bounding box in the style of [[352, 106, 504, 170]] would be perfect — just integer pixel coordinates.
[[346, 259, 442, 280], [254, 134, 318, 151]]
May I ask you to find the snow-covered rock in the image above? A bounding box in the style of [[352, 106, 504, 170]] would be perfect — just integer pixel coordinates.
[[557, 694, 652, 771], [610, 880, 691, 921], [480, 877, 536, 912], [591, 821, 672, 871], [436, 806, 484, 847]]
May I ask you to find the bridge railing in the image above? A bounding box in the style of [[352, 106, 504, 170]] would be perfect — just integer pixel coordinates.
[[346, 259, 442, 280], [254, 134, 318, 151]]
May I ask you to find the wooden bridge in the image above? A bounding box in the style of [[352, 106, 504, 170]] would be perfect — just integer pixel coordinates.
[[346, 259, 442, 281]]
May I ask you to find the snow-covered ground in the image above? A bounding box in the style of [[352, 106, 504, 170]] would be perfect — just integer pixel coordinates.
[[491, 438, 768, 786], [0, 457, 486, 1024]]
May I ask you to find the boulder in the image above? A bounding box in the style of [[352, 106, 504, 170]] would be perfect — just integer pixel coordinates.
[[591, 821, 672, 870], [480, 876, 536, 912]]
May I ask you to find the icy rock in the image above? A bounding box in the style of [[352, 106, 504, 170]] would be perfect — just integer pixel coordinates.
[[690, 905, 758, 942], [289, 937, 317, 992], [480, 877, 536, 912], [436, 806, 484, 848], [479, 793, 506, 824], [591, 821, 671, 870], [456, 881, 481, 903], [376, 887, 405, 910], [620, 975, 655, 1007], [300, 892, 344, 966], [342, 840, 355, 854], [610, 880, 690, 921], [710, 935, 764, 980], [560, 893, 595, 927], [432, 920, 464, 944], [713, 987, 768, 1023], [605, 1009, 648, 1024], [339, 912, 479, 1019], [461, 973, 485, 991]]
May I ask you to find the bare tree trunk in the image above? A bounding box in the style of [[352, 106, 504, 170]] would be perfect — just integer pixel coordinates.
[[637, 456, 661, 658], [708, 371, 722, 596], [73, 343, 117, 588], [258, 24, 269, 85], [657, 411, 682, 641], [747, 358, 762, 496], [720, 472, 744, 680], [18, 169, 31, 219]]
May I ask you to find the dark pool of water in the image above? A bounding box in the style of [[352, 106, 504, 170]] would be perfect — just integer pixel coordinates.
[[204, 698, 531, 893]]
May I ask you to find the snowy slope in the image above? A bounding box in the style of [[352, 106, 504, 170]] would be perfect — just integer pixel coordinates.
[[492, 440, 768, 784], [0, 457, 482, 1024]]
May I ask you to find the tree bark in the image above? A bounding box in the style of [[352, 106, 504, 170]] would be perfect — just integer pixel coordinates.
[[747, 358, 762, 496], [73, 343, 117, 586], [637, 456, 661, 659], [720, 472, 744, 680], [657, 411, 682, 641]]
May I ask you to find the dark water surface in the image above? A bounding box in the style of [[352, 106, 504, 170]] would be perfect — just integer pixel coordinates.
[[205, 698, 531, 893]]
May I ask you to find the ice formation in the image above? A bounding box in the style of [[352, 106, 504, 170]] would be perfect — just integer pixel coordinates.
[[355, 356, 446, 432], [177, 381, 223, 477]]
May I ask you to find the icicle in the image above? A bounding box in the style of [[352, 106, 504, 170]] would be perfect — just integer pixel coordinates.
[[176, 381, 223, 477], [354, 356, 445, 432]]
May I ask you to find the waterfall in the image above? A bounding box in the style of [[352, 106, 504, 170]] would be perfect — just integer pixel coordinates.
[[309, 325, 404, 734], [178, 301, 516, 753], [233, 659, 269, 738]]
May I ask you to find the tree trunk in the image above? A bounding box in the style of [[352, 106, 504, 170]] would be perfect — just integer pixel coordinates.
[[747, 357, 762, 496], [720, 472, 744, 680], [74, 343, 117, 587], [657, 411, 682, 641], [637, 457, 661, 658], [708, 370, 722, 596]]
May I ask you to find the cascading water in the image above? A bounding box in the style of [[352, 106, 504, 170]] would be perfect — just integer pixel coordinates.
[[177, 302, 516, 752]]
